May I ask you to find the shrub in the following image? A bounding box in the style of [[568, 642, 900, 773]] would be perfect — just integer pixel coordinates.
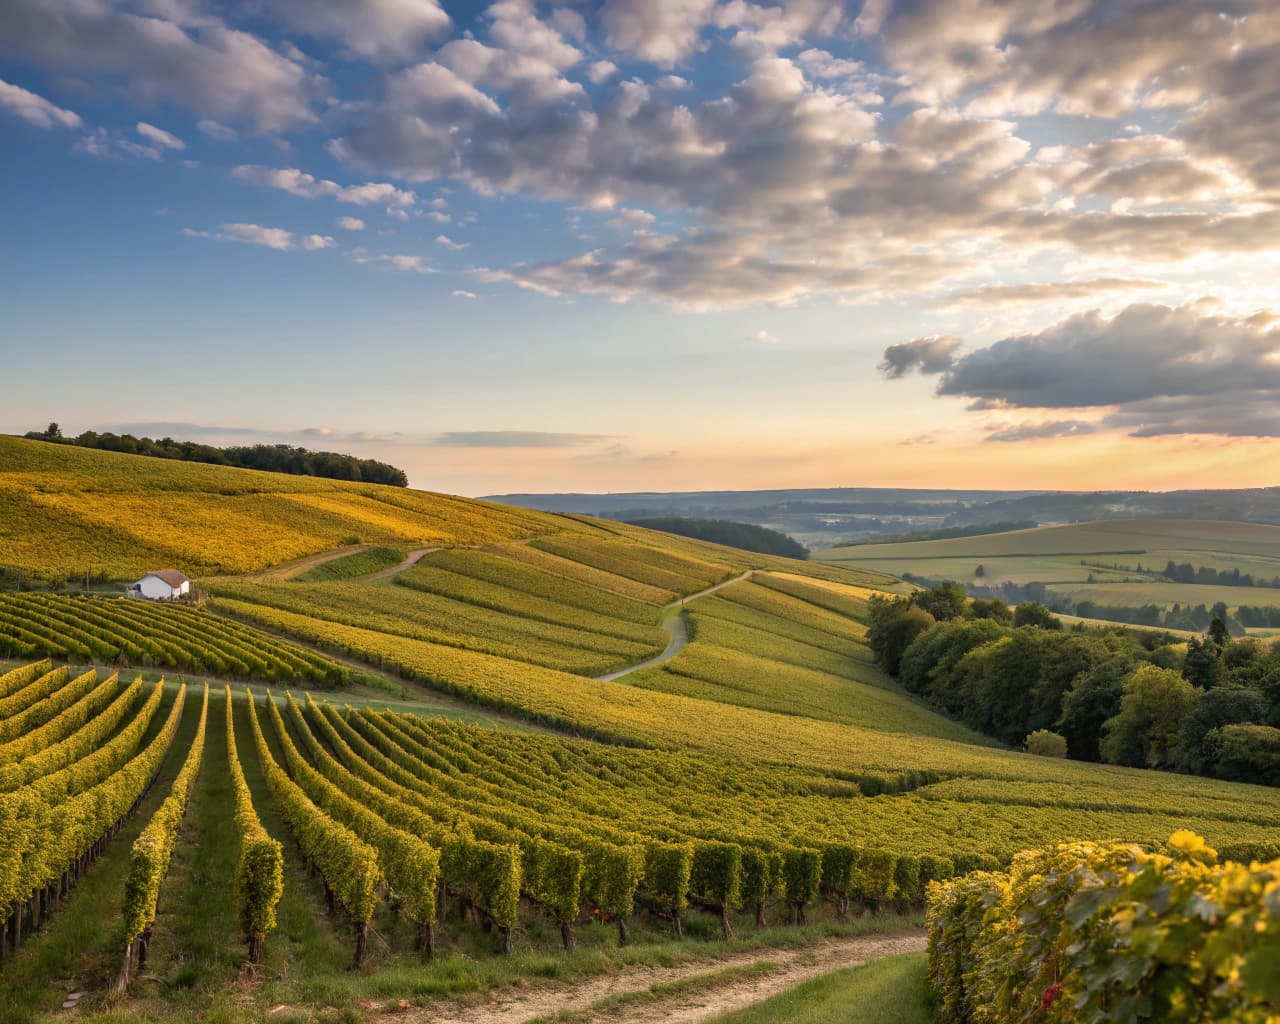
[[1025, 729, 1067, 758]]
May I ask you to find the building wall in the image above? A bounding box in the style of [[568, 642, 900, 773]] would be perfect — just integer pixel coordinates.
[[136, 575, 177, 600]]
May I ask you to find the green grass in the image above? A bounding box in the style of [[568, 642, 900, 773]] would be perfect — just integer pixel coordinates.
[[292, 547, 405, 582], [706, 952, 931, 1024], [820, 517, 1280, 610]]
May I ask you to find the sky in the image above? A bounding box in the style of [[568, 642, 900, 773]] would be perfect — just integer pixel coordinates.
[[2, 0, 1279, 496]]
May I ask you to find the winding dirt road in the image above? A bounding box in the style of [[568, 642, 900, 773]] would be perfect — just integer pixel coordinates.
[[359, 546, 438, 581], [394, 929, 926, 1024], [594, 570, 754, 682]]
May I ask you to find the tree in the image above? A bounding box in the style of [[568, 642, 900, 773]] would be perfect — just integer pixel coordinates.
[[1205, 724, 1280, 786], [1013, 602, 1062, 630], [1057, 657, 1131, 762], [1026, 730, 1068, 758], [1173, 686, 1265, 775], [969, 597, 1012, 624], [45, 422, 62, 440], [867, 596, 937, 676], [1208, 616, 1231, 651], [1181, 636, 1223, 689], [974, 564, 986, 578], [913, 581, 968, 622], [1100, 665, 1197, 769]]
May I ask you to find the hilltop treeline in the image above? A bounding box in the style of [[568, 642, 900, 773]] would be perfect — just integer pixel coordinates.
[[23, 423, 408, 486], [1160, 560, 1280, 588], [869, 582, 1280, 786], [623, 517, 809, 559], [862, 521, 1036, 545]]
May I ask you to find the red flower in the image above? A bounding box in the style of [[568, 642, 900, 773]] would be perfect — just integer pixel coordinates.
[[1039, 983, 1062, 1012]]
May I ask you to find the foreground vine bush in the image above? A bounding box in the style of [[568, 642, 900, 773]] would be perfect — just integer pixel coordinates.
[[926, 831, 1280, 1023]]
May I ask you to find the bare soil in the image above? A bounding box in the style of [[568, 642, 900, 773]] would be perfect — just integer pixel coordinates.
[[395, 929, 927, 1024]]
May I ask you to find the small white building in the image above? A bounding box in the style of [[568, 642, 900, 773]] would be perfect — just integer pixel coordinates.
[[128, 569, 192, 601]]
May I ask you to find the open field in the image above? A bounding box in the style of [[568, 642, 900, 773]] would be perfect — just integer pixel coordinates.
[[820, 517, 1280, 617], [3, 441, 1280, 1021]]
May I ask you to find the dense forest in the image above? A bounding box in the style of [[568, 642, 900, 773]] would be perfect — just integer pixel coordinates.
[[22, 423, 408, 486], [868, 582, 1280, 786], [623, 517, 809, 558]]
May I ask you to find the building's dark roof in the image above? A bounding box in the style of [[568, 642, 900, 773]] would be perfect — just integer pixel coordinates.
[[143, 569, 190, 587]]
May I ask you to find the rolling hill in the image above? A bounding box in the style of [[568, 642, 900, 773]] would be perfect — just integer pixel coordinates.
[[819, 517, 1280, 630], [3, 438, 1280, 1022]]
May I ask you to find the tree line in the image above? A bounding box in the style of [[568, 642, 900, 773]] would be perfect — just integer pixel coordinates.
[[622, 517, 809, 559], [1159, 559, 1280, 589], [23, 423, 408, 487], [868, 581, 1280, 786]]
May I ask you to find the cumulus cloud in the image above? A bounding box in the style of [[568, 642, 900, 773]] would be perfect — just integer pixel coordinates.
[[0, 77, 80, 129], [0, 1, 323, 131], [891, 302, 1280, 438], [878, 336, 962, 378], [600, 0, 717, 67], [232, 165, 416, 207], [302, 233, 335, 250], [265, 0, 450, 62], [434, 234, 469, 250], [337, 216, 366, 230], [751, 328, 778, 344], [451, 289, 478, 299], [585, 60, 618, 84]]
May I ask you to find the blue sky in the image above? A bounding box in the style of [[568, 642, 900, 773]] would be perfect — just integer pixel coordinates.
[[2, 1, 1279, 495]]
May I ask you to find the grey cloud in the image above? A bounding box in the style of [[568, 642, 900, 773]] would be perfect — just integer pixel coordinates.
[[878, 336, 962, 379], [0, 0, 323, 131], [431, 431, 620, 448], [897, 302, 1280, 438], [984, 420, 1097, 443]]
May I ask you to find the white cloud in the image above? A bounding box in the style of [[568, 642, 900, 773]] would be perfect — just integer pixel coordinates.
[[435, 234, 470, 250], [337, 216, 366, 231], [302, 234, 336, 250], [351, 247, 436, 273], [265, 0, 450, 62], [231, 165, 416, 207], [220, 223, 296, 249], [751, 328, 778, 344], [183, 223, 301, 250], [586, 60, 618, 84], [0, 78, 80, 129], [136, 122, 185, 151], [601, 0, 717, 67], [452, 289, 478, 299], [197, 119, 237, 141]]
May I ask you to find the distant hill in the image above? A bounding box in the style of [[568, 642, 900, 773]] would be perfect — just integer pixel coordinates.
[[624, 517, 809, 559], [485, 486, 1280, 549], [819, 516, 1280, 633]]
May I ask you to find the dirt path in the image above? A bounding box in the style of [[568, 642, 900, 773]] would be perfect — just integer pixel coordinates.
[[359, 546, 438, 581], [399, 930, 926, 1024], [594, 571, 753, 682]]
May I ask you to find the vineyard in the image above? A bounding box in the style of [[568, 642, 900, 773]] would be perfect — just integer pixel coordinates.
[[0, 593, 350, 685], [2, 442, 1279, 1021]]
